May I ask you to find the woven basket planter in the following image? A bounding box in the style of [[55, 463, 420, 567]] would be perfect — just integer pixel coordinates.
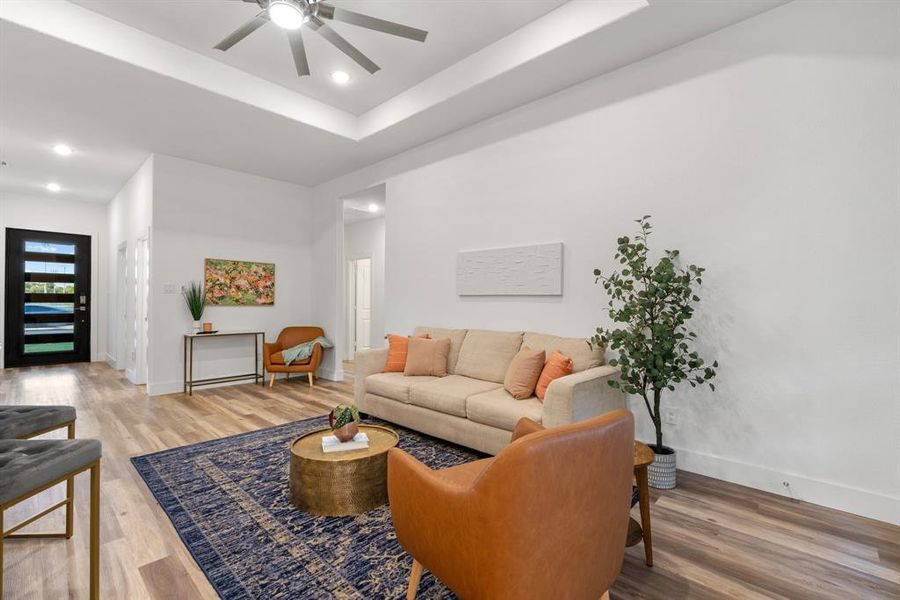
[[648, 446, 677, 489]]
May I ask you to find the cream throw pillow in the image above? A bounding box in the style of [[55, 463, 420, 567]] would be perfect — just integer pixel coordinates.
[[503, 347, 546, 399], [404, 337, 451, 377]]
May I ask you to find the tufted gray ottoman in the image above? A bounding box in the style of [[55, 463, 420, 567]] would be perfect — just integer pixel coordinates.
[[0, 438, 101, 599], [0, 405, 76, 439]]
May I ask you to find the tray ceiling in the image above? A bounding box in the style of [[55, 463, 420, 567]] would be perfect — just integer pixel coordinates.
[[69, 0, 568, 115]]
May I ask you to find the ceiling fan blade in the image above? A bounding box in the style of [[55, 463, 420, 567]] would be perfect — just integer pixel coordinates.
[[214, 11, 269, 51], [287, 29, 310, 77], [317, 3, 427, 42], [308, 16, 380, 74]]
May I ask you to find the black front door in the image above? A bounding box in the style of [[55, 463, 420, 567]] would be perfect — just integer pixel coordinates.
[[4, 228, 91, 367]]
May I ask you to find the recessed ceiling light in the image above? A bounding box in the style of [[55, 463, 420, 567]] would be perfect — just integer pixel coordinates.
[[331, 71, 351, 85], [46, 182, 62, 192], [53, 143, 73, 156], [268, 0, 306, 30], [367, 203, 379, 213]]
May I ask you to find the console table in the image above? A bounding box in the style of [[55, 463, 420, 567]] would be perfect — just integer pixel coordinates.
[[183, 331, 264, 395]]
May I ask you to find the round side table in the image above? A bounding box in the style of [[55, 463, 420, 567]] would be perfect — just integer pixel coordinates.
[[628, 441, 655, 566]]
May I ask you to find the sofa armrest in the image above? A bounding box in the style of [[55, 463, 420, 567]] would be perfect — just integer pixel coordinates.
[[354, 348, 389, 406], [541, 365, 626, 428]]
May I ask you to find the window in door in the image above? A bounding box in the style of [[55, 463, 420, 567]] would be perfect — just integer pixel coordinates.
[[4, 228, 91, 367]]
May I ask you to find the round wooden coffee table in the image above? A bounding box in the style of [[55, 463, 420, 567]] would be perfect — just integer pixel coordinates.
[[289, 424, 399, 517]]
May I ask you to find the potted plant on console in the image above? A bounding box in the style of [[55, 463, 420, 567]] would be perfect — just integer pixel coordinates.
[[183, 281, 205, 333], [591, 216, 717, 489]]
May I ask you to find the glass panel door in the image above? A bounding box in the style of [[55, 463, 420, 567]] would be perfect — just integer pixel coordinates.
[[4, 229, 91, 367]]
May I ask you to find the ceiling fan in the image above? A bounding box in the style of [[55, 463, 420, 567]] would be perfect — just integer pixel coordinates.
[[216, 0, 428, 77]]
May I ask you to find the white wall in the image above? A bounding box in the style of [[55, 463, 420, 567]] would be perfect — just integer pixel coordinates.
[[0, 192, 108, 366], [310, 0, 900, 524], [106, 156, 153, 378], [148, 154, 314, 395], [343, 216, 386, 357]]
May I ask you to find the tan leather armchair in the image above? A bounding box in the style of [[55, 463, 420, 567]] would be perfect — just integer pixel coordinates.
[[388, 409, 634, 600], [263, 326, 325, 387]]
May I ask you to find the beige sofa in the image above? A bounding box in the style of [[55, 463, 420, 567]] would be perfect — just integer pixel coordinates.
[[354, 326, 625, 455]]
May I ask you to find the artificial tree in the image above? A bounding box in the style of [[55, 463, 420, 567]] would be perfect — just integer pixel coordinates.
[[591, 216, 717, 453]]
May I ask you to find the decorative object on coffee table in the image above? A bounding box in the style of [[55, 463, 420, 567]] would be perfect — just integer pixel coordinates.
[[591, 216, 718, 489], [329, 404, 360, 442], [182, 281, 204, 333], [290, 424, 399, 516]]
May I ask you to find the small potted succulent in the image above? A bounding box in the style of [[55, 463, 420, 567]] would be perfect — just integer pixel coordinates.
[[182, 281, 205, 333], [329, 404, 361, 442]]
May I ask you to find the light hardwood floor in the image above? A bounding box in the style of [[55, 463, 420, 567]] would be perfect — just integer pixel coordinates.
[[1, 362, 898, 599]]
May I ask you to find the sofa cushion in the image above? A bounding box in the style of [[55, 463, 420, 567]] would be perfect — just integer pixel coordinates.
[[365, 372, 437, 403], [404, 337, 451, 377], [466, 388, 543, 431], [413, 327, 468, 374], [409, 375, 502, 418], [536, 350, 574, 400], [503, 347, 545, 400], [454, 329, 523, 383], [523, 332, 603, 373], [269, 351, 310, 366], [384, 333, 429, 372]]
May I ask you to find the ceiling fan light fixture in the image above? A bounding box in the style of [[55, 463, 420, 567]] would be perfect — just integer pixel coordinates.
[[331, 70, 350, 85], [269, 0, 306, 30]]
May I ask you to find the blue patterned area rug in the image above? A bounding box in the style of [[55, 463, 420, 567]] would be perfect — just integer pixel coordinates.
[[132, 416, 481, 599]]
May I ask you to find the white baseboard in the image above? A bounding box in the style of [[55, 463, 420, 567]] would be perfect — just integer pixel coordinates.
[[105, 353, 117, 368], [674, 446, 900, 525], [317, 367, 343, 381]]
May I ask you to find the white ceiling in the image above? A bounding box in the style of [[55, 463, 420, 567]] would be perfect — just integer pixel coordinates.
[[342, 184, 386, 224], [69, 0, 567, 116], [0, 0, 788, 203]]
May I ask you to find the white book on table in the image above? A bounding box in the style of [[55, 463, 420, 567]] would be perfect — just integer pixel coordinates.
[[321, 432, 370, 453]]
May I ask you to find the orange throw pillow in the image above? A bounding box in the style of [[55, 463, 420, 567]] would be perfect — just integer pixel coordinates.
[[404, 337, 451, 377], [504, 347, 546, 399], [535, 350, 574, 401], [383, 333, 428, 372]]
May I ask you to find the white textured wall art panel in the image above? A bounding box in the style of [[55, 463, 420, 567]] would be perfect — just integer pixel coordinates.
[[456, 243, 563, 296]]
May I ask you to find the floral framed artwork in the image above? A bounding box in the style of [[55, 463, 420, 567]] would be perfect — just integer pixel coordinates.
[[204, 258, 275, 306]]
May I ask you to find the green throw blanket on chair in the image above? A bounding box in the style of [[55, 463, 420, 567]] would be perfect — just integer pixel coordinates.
[[282, 336, 333, 366]]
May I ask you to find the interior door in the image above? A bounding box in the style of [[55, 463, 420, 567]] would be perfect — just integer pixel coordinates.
[[134, 235, 150, 384], [115, 243, 127, 370], [4, 228, 91, 367], [354, 258, 372, 352]]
